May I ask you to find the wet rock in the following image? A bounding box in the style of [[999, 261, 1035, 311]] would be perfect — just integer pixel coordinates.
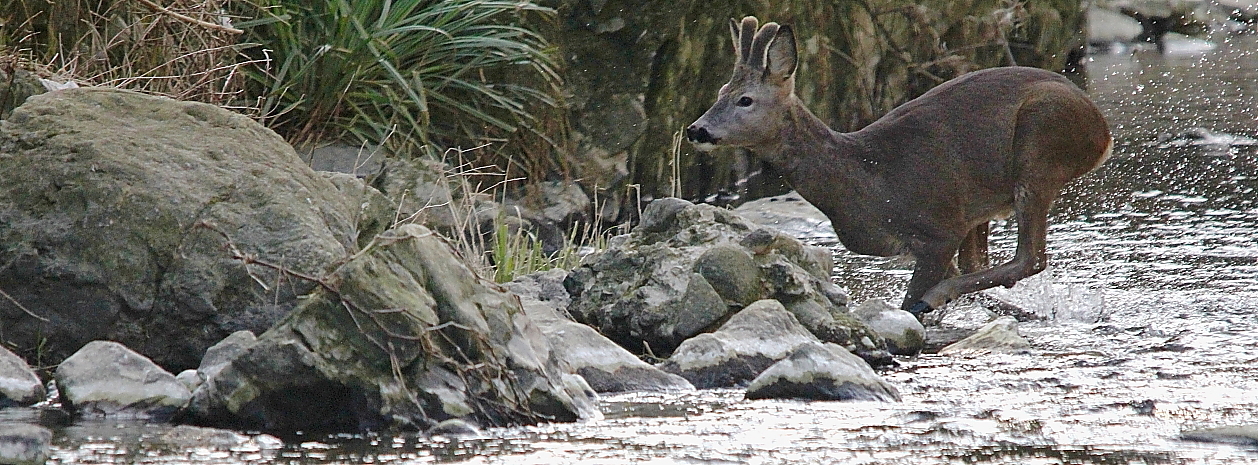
[[188, 224, 593, 434], [0, 345, 43, 407], [155, 425, 277, 450], [1181, 424, 1258, 446], [566, 198, 883, 359], [55, 341, 191, 420], [522, 299, 692, 393], [852, 299, 926, 355], [0, 423, 52, 465], [427, 418, 482, 437], [938, 316, 1030, 355], [0, 88, 376, 370], [745, 342, 901, 402], [658, 300, 818, 389]]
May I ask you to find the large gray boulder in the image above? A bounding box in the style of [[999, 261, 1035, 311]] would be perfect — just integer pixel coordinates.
[[187, 224, 594, 433], [658, 299, 820, 389], [54, 340, 191, 420], [0, 88, 378, 370], [565, 198, 885, 361], [0, 345, 43, 406], [745, 342, 901, 402]]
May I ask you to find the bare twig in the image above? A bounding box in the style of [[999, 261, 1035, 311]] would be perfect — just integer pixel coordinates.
[[0, 288, 49, 322], [133, 0, 244, 34]]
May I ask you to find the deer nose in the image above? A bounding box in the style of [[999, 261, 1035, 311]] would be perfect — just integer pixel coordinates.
[[685, 125, 717, 144]]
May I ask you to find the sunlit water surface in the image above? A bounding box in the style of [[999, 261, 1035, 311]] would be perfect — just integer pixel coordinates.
[[26, 34, 1258, 465]]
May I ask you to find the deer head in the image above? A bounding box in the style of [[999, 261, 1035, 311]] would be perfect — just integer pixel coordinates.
[[686, 16, 799, 153]]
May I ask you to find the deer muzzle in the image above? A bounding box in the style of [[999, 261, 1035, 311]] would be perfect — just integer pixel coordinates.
[[685, 124, 720, 151]]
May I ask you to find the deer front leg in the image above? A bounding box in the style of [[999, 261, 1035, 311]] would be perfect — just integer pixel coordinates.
[[902, 245, 957, 314], [913, 188, 1054, 315]]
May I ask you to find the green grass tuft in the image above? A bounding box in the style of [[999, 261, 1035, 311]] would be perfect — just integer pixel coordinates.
[[240, 0, 562, 156]]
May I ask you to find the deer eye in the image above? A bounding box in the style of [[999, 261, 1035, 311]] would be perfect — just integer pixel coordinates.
[[736, 96, 754, 107]]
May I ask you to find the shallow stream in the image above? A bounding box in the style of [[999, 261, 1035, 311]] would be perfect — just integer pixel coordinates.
[[13, 31, 1258, 465]]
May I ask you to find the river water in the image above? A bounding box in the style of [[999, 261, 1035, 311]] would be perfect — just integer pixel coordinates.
[[15, 32, 1258, 465]]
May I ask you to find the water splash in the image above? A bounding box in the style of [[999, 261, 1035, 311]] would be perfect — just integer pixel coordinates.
[[985, 268, 1108, 322]]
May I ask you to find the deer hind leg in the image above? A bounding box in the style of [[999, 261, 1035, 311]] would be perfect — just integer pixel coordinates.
[[957, 221, 990, 274], [910, 187, 1055, 316]]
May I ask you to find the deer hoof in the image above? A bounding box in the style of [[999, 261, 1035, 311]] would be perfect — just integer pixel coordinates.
[[908, 301, 935, 316]]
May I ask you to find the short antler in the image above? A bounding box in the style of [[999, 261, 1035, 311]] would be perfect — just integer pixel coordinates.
[[732, 16, 758, 64], [730, 16, 785, 72], [746, 22, 780, 70]]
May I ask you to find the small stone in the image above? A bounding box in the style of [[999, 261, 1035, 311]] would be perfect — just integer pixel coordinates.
[[175, 369, 203, 393], [745, 342, 901, 402], [852, 299, 926, 355], [427, 419, 481, 437], [938, 316, 1030, 355], [1181, 424, 1258, 446]]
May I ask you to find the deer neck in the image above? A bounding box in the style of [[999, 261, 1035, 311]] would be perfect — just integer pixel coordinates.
[[753, 100, 870, 189], [752, 100, 896, 256]]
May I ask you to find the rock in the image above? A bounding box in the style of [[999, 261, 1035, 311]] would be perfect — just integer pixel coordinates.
[[658, 300, 818, 389], [566, 198, 884, 360], [732, 191, 835, 242], [427, 418, 482, 437], [365, 156, 566, 255], [1087, 7, 1143, 44], [0, 88, 376, 370], [745, 342, 901, 402], [175, 370, 202, 393], [187, 224, 593, 434], [1181, 424, 1258, 446], [198, 330, 257, 381], [0, 346, 43, 407], [527, 181, 590, 226], [852, 299, 926, 355], [298, 142, 386, 176], [504, 269, 573, 308], [55, 341, 191, 420], [0, 423, 52, 465], [155, 425, 252, 448], [0, 68, 47, 119], [521, 299, 692, 393], [938, 316, 1031, 355]]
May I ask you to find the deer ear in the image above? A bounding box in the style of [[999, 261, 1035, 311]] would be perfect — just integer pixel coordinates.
[[729, 18, 741, 56], [766, 25, 797, 79]]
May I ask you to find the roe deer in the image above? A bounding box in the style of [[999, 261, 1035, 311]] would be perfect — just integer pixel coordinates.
[[686, 17, 1112, 317]]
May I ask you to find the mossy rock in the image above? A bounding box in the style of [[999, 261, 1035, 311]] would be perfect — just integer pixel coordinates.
[[0, 88, 378, 369]]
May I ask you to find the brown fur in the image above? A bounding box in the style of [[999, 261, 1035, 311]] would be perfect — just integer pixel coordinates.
[[686, 17, 1111, 315]]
